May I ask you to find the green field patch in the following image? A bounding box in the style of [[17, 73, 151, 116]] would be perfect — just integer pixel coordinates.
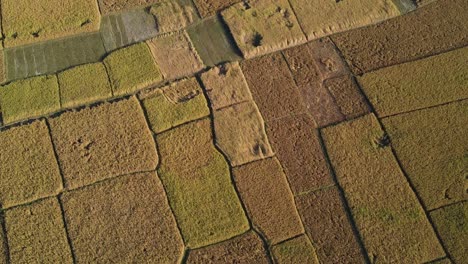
[[156, 119, 249, 248], [150, 0, 199, 34], [430, 202, 467, 264], [241, 52, 306, 122], [331, 0, 468, 74], [232, 158, 304, 244], [104, 43, 163, 96], [100, 9, 158, 53], [200, 62, 252, 110], [48, 97, 158, 189], [359, 47, 468, 117], [0, 52, 5, 84], [289, 0, 400, 40], [98, 0, 160, 14], [295, 187, 365, 262], [193, 0, 241, 18], [213, 101, 273, 166], [147, 31, 204, 80], [0, 120, 62, 209], [186, 231, 269, 263], [187, 16, 242, 67], [322, 114, 445, 263], [5, 32, 106, 82], [1, 0, 100, 47], [58, 62, 112, 108], [61, 172, 184, 263], [0, 75, 60, 124], [221, 0, 306, 59], [141, 78, 210, 133], [4, 198, 72, 263], [382, 101, 468, 210], [271, 235, 319, 264]]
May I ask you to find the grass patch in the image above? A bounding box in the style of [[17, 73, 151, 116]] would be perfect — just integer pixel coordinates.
[[104, 43, 163, 96], [156, 119, 249, 248], [221, 0, 306, 58], [142, 78, 210, 133], [1, 0, 100, 47], [58, 62, 112, 108], [4, 198, 72, 263], [271, 235, 319, 263], [0, 75, 60, 124]]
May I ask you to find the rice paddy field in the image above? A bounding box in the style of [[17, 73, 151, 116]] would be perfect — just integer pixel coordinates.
[[0, 0, 466, 263]]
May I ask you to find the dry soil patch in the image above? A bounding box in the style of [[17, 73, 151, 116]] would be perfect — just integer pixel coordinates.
[[58, 62, 112, 109], [0, 120, 62, 208], [233, 158, 304, 244], [213, 101, 273, 167], [266, 114, 333, 194], [359, 47, 468, 117], [430, 202, 467, 264], [147, 31, 204, 80], [61, 171, 184, 263], [156, 119, 249, 248], [322, 114, 445, 263], [4, 198, 72, 263], [141, 78, 210, 133], [222, 0, 306, 59], [186, 231, 269, 263], [295, 187, 364, 263], [331, 0, 468, 74], [48, 97, 158, 189], [271, 235, 319, 264], [200, 62, 252, 110], [241, 53, 306, 121]]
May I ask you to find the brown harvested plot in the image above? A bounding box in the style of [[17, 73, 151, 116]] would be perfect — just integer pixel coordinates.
[[359, 47, 468, 117], [0, 75, 60, 124], [147, 31, 204, 80], [4, 198, 72, 263], [213, 101, 273, 167], [141, 78, 210, 133], [430, 202, 467, 264], [150, 1, 199, 33], [98, 0, 160, 14], [48, 97, 158, 189], [233, 158, 304, 244], [295, 187, 365, 263], [282, 39, 369, 127], [61, 172, 184, 263], [266, 114, 332, 195], [331, 0, 468, 74], [241, 53, 306, 121], [0, 120, 62, 208], [289, 0, 399, 40], [200, 62, 252, 110], [58, 62, 112, 108], [322, 114, 445, 263], [104, 43, 163, 96], [271, 235, 319, 264], [187, 16, 242, 67], [221, 0, 306, 59], [157, 119, 249, 248], [186, 231, 269, 263], [1, 0, 100, 47], [193, 0, 241, 17], [382, 101, 468, 210]]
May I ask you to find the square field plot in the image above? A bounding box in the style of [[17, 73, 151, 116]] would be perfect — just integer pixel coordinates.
[[104, 43, 163, 96], [48, 97, 158, 189], [4, 198, 73, 263], [0, 120, 62, 209], [222, 0, 306, 59], [61, 172, 184, 263], [1, 0, 100, 47], [58, 63, 112, 108], [0, 75, 60, 124]]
